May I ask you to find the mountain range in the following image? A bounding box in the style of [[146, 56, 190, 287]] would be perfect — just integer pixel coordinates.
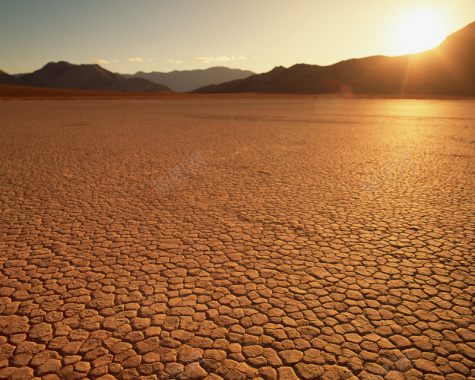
[[194, 21, 475, 96], [0, 64, 254, 93], [0, 62, 171, 92], [0, 69, 27, 86], [122, 67, 255, 92], [1, 21, 474, 96]]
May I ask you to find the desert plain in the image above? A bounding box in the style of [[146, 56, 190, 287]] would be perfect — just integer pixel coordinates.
[[0, 98, 474, 380]]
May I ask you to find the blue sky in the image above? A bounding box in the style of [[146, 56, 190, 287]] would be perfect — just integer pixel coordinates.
[[1, 0, 474, 74]]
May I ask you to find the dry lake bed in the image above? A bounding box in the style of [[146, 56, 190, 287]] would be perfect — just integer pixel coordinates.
[[0, 98, 474, 380]]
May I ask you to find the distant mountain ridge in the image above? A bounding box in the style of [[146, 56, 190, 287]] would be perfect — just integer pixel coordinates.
[[122, 67, 255, 92], [0, 70, 28, 86], [0, 61, 171, 92], [194, 21, 475, 96], [2, 21, 473, 96]]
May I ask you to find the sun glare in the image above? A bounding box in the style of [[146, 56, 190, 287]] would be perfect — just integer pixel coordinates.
[[392, 10, 448, 55]]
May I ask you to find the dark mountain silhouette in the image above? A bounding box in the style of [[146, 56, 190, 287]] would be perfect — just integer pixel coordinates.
[[19, 61, 172, 92], [0, 69, 28, 86], [194, 21, 475, 96], [122, 67, 254, 92]]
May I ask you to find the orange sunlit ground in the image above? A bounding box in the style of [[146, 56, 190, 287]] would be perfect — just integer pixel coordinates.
[[1, 97, 474, 379], [1, 1, 474, 379]]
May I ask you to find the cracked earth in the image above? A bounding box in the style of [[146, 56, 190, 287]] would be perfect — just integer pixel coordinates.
[[0, 98, 474, 380]]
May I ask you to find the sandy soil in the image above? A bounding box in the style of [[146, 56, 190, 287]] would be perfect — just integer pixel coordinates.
[[0, 98, 474, 379], [0, 84, 319, 100], [2, 84, 474, 100]]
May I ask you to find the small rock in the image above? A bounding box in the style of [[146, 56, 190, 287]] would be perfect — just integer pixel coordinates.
[[0, 366, 34, 380], [135, 337, 160, 354], [277, 366, 300, 380], [259, 366, 277, 380], [36, 359, 62, 376]]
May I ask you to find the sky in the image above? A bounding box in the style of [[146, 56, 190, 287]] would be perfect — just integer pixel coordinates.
[[1, 0, 474, 75]]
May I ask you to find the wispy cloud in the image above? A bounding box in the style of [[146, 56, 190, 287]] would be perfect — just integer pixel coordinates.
[[167, 59, 183, 64], [93, 59, 117, 64], [193, 56, 246, 63], [128, 57, 143, 62]]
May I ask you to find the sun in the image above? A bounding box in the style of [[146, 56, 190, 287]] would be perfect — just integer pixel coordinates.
[[392, 9, 448, 55]]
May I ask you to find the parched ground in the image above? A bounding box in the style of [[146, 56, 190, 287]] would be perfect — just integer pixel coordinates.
[[0, 98, 474, 380]]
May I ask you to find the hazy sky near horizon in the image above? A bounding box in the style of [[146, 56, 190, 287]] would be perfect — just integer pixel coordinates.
[[1, 0, 474, 75]]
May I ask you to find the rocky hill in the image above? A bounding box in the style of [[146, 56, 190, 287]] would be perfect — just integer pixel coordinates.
[[16, 61, 171, 92], [194, 21, 475, 96], [123, 66, 255, 92], [0, 69, 28, 86]]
